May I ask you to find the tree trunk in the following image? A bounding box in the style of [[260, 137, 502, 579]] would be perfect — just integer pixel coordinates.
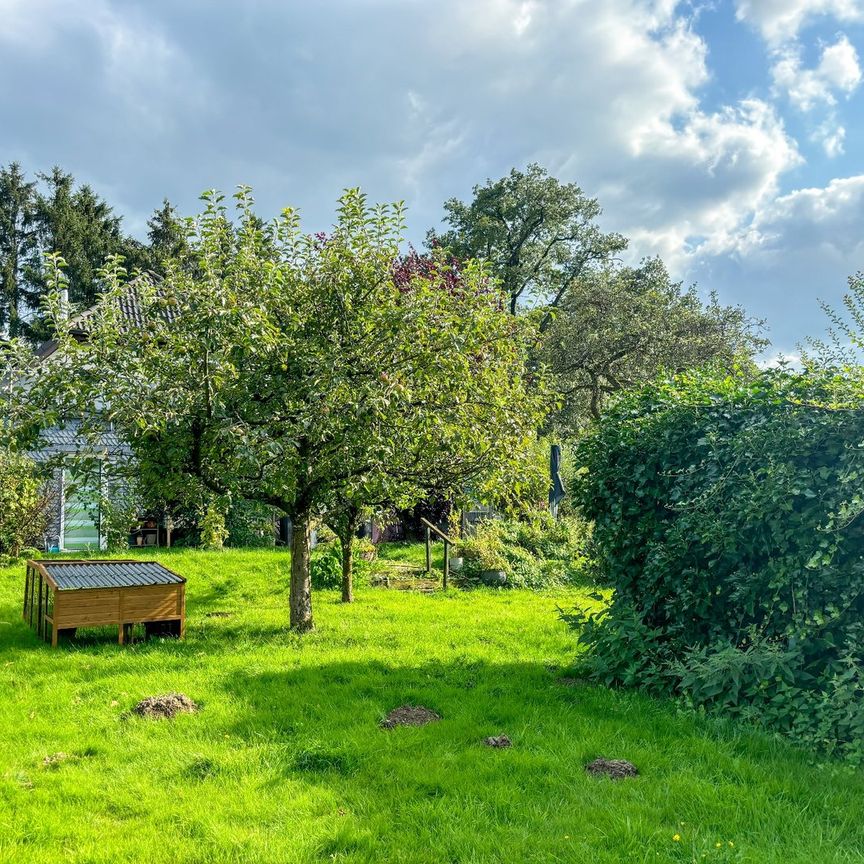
[[340, 531, 354, 604], [289, 513, 314, 632]]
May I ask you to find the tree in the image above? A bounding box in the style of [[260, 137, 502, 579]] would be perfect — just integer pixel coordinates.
[[0, 163, 146, 342], [0, 163, 40, 339], [802, 270, 864, 370], [32, 167, 134, 312], [144, 199, 189, 273], [543, 258, 766, 426], [39, 188, 547, 631], [431, 163, 627, 323]]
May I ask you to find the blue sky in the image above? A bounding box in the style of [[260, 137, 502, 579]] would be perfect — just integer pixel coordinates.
[[2, 0, 864, 356]]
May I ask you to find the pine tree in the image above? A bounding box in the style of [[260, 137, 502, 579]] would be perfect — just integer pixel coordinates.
[[0, 163, 40, 339]]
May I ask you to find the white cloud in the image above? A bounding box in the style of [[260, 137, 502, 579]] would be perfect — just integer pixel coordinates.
[[403, 2, 800, 269], [771, 34, 861, 110], [735, 0, 864, 45], [687, 174, 864, 349], [0, 0, 827, 346], [734, 174, 864, 260], [816, 120, 848, 155]]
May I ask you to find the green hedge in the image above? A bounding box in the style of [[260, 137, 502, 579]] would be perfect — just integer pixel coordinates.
[[567, 368, 864, 759]]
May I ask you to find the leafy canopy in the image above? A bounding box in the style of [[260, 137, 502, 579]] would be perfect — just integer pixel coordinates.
[[432, 163, 626, 320], [36, 187, 548, 630], [544, 257, 766, 425]]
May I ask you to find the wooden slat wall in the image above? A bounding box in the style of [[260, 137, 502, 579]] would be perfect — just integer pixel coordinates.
[[53, 585, 183, 628]]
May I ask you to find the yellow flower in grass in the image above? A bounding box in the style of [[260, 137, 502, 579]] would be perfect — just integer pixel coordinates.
[[672, 834, 681, 842]]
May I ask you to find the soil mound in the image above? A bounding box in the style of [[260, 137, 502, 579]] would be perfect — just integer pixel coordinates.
[[133, 693, 199, 719], [380, 705, 440, 729], [585, 758, 638, 780]]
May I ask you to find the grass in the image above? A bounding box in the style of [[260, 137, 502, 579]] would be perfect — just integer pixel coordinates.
[[0, 548, 862, 863]]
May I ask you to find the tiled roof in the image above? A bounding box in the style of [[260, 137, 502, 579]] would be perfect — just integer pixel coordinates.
[[37, 275, 176, 358], [69, 278, 177, 334]]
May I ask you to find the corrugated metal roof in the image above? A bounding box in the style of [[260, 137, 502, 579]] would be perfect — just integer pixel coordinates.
[[38, 560, 184, 590]]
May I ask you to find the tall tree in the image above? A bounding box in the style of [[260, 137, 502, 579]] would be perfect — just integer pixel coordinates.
[[0, 163, 40, 339], [33, 167, 130, 312], [431, 163, 627, 324], [37, 188, 547, 632], [544, 257, 766, 426], [144, 199, 189, 273]]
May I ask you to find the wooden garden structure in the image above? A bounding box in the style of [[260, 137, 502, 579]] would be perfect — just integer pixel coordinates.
[[420, 517, 456, 588], [23, 560, 186, 647]]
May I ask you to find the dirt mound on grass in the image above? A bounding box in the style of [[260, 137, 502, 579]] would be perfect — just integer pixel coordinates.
[[484, 735, 512, 748], [380, 705, 441, 729], [42, 752, 70, 768], [585, 758, 638, 780], [133, 693, 199, 719]]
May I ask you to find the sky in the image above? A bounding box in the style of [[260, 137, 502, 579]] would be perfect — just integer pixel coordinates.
[[2, 0, 864, 357]]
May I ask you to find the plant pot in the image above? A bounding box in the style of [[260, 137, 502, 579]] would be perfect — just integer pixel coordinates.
[[480, 569, 507, 586]]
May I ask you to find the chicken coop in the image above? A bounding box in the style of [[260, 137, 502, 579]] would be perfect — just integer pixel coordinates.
[[23, 560, 186, 647]]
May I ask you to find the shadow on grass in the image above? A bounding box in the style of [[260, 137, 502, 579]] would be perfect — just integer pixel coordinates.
[[219, 658, 840, 780]]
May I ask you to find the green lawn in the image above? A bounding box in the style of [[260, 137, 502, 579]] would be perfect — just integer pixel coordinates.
[[1, 549, 863, 863]]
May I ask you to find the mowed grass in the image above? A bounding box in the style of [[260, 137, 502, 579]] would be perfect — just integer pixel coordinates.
[[0, 550, 862, 863]]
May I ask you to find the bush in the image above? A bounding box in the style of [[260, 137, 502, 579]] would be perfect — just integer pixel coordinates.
[[310, 539, 374, 590], [0, 451, 53, 557], [459, 512, 593, 589], [567, 367, 864, 759], [200, 500, 228, 551], [227, 499, 276, 548]]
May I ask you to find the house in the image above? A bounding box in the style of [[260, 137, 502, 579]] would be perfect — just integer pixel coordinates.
[[29, 283, 163, 552]]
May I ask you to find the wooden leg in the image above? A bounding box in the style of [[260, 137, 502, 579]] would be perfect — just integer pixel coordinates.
[[51, 623, 58, 648], [118, 623, 125, 645]]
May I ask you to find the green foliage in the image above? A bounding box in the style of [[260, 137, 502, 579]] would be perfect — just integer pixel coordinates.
[[568, 367, 864, 759], [0, 450, 51, 557], [0, 163, 40, 339], [199, 500, 228, 551], [432, 163, 626, 318], [543, 257, 765, 427], [226, 499, 275, 548], [310, 539, 373, 589], [99, 484, 143, 552], [460, 512, 593, 588]]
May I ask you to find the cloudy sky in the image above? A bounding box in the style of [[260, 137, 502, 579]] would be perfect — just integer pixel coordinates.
[[2, 0, 864, 355]]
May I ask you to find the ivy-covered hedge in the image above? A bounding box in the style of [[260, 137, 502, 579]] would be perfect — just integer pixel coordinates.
[[567, 368, 864, 759]]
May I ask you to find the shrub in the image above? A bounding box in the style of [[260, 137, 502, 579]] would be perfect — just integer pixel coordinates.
[[227, 499, 276, 548], [567, 367, 864, 759], [200, 500, 229, 551], [459, 512, 593, 588], [0, 451, 53, 557], [310, 539, 374, 590], [100, 483, 143, 552]]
